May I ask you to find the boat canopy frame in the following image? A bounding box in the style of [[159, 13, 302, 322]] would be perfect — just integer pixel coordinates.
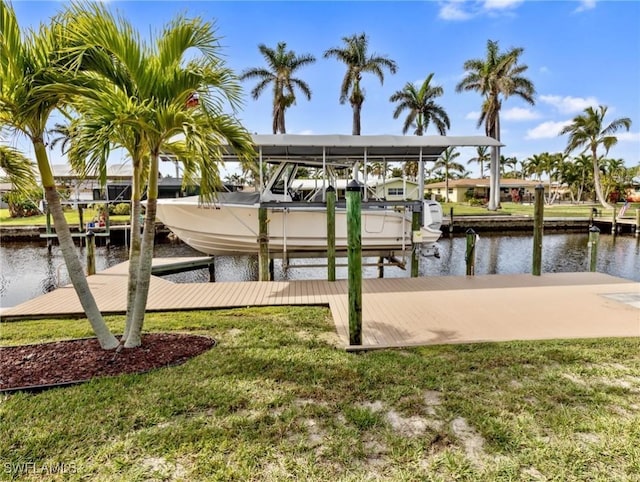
[[221, 134, 503, 202]]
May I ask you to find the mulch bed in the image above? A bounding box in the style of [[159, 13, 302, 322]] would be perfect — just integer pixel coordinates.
[[0, 333, 216, 392]]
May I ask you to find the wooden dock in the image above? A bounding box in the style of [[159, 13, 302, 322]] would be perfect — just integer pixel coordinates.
[[2, 257, 638, 349]]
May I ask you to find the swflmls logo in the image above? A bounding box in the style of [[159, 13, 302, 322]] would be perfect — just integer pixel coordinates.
[[4, 462, 78, 474]]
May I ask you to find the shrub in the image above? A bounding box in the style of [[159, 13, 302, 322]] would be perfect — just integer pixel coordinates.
[[109, 202, 131, 216], [2, 189, 42, 218]]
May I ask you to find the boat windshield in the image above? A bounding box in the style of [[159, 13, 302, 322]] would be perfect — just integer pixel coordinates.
[[271, 163, 297, 195]]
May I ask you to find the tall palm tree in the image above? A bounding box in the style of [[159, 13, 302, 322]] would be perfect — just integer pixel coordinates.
[[0, 1, 119, 349], [324, 33, 397, 135], [240, 42, 316, 134], [0, 144, 36, 194], [467, 145, 490, 179], [559, 105, 632, 209], [57, 3, 255, 348], [456, 39, 535, 210], [389, 73, 450, 135], [433, 147, 464, 202]]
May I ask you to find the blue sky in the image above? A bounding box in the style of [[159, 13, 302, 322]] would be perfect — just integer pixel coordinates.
[[8, 0, 640, 177]]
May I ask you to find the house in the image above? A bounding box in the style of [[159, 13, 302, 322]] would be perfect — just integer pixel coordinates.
[[424, 178, 547, 203], [294, 177, 422, 201]]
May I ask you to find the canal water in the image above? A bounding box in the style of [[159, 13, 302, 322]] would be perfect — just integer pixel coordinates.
[[1, 233, 638, 308]]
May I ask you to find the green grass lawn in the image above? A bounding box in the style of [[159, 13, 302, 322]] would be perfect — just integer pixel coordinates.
[[2, 307, 639, 481], [0, 208, 130, 226], [442, 202, 639, 218]]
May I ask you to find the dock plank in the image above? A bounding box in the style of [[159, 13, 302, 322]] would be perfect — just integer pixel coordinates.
[[2, 258, 638, 350]]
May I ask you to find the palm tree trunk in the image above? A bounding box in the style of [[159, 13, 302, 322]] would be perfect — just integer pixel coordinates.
[[352, 102, 362, 136], [122, 166, 143, 343], [125, 156, 160, 348], [592, 148, 611, 209], [444, 168, 449, 203], [492, 115, 502, 209], [34, 141, 118, 349], [278, 107, 286, 134]]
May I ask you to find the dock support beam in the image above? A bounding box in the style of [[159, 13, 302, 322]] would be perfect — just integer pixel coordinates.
[[611, 207, 617, 235], [449, 207, 454, 237], [258, 206, 270, 281], [346, 180, 362, 346], [532, 184, 544, 276], [636, 209, 640, 238], [326, 186, 336, 282], [588, 225, 600, 272], [208, 257, 215, 282]]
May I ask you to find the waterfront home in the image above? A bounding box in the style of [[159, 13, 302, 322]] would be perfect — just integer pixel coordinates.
[[294, 177, 422, 201], [424, 178, 547, 203]]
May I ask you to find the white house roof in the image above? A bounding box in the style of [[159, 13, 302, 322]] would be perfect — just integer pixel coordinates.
[[225, 134, 502, 163], [50, 163, 133, 179]]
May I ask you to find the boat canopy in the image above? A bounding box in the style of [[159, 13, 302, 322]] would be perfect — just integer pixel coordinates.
[[222, 134, 502, 163]]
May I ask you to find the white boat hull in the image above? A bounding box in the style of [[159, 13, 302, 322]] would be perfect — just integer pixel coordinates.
[[155, 197, 441, 256]]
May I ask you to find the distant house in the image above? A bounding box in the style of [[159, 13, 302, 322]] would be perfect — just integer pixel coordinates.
[[424, 178, 547, 203], [294, 177, 422, 201]]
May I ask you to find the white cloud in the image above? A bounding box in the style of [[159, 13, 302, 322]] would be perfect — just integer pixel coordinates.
[[539, 66, 550, 74], [525, 120, 572, 139], [574, 0, 596, 13], [483, 0, 524, 10], [296, 129, 314, 135], [465, 111, 481, 120], [503, 107, 541, 121], [438, 1, 472, 21], [539, 95, 599, 114], [439, 0, 524, 21], [617, 131, 640, 142]]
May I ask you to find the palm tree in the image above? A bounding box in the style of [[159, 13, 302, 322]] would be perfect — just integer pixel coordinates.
[[240, 42, 316, 134], [524, 153, 546, 181], [324, 33, 397, 135], [432, 147, 464, 202], [559, 105, 632, 209], [57, 3, 255, 348], [0, 2, 119, 349], [467, 145, 490, 179], [456, 39, 535, 210], [389, 73, 450, 135], [0, 144, 36, 194]]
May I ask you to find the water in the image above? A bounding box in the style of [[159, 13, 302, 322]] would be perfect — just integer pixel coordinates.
[[1, 233, 638, 308]]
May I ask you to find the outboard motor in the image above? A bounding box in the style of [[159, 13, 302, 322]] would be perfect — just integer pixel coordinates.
[[423, 200, 443, 231]]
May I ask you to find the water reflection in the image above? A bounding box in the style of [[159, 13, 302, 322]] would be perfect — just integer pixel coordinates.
[[1, 232, 638, 308]]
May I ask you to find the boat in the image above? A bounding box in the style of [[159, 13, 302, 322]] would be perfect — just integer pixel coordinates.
[[154, 134, 501, 258]]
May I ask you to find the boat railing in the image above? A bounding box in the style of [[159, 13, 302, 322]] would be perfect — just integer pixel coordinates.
[[260, 200, 423, 211]]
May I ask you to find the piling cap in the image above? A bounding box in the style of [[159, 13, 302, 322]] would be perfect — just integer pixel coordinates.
[[346, 180, 362, 192], [86, 230, 95, 237], [326, 185, 335, 192], [589, 225, 600, 233]]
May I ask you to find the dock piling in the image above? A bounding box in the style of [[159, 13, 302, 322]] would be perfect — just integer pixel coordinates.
[[258, 206, 270, 281], [346, 180, 362, 346], [588, 225, 600, 272], [86, 230, 96, 276], [326, 186, 336, 282], [636, 209, 640, 238], [532, 184, 544, 276], [611, 207, 617, 235], [465, 228, 477, 276]]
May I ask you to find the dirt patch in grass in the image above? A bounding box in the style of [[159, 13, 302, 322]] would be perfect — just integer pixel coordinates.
[[0, 333, 216, 392]]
